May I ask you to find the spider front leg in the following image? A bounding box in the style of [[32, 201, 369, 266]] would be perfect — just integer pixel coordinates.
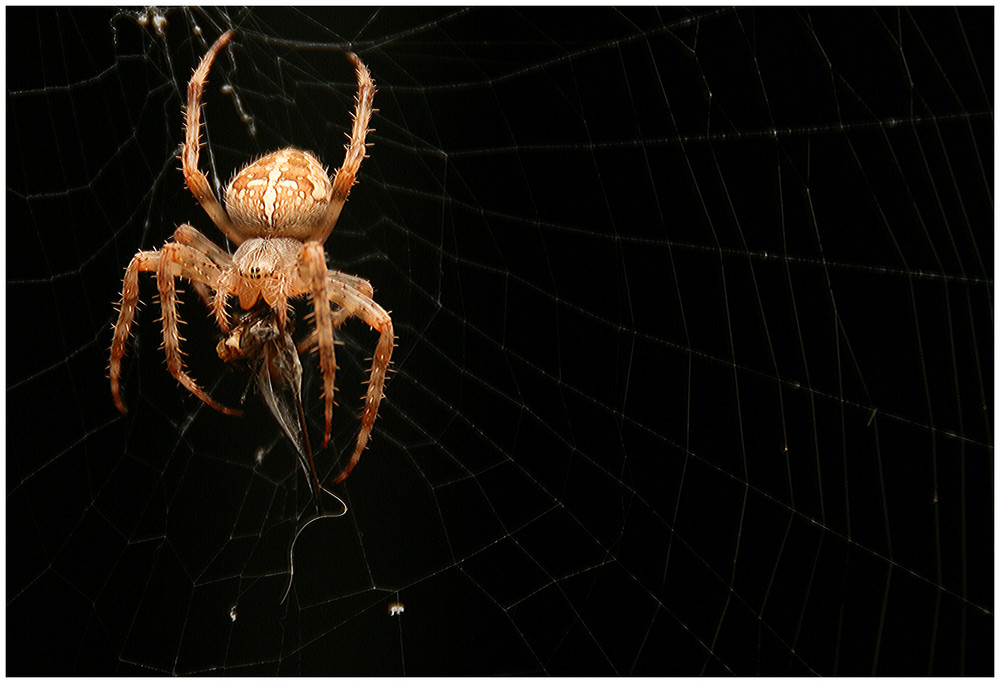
[[182, 30, 249, 246], [314, 53, 377, 245]]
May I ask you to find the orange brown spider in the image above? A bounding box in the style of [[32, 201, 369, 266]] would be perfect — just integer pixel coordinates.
[[110, 30, 393, 484]]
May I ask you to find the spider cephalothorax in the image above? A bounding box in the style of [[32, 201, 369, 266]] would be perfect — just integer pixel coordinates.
[[110, 30, 393, 485]]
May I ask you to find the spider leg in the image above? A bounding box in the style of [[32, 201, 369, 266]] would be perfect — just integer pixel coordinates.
[[173, 224, 233, 267], [156, 243, 242, 416], [188, 280, 215, 312], [314, 53, 376, 244], [173, 223, 234, 331], [173, 224, 232, 310], [212, 270, 234, 334], [110, 250, 160, 413], [182, 30, 249, 246], [300, 243, 339, 448], [324, 271, 394, 484], [329, 270, 374, 299], [296, 273, 372, 353], [296, 305, 350, 355]]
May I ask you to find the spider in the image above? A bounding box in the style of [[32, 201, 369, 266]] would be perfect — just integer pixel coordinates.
[[110, 30, 393, 485]]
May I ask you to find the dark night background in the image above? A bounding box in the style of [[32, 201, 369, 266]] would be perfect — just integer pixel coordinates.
[[7, 6, 993, 675]]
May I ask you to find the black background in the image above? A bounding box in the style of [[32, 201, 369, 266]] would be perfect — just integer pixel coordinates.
[[7, 6, 993, 675]]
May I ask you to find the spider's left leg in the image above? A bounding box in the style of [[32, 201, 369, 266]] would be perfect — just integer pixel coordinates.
[[300, 243, 339, 448], [157, 243, 242, 416]]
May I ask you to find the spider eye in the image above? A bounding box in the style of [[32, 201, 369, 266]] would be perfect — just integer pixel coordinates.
[[238, 265, 264, 280]]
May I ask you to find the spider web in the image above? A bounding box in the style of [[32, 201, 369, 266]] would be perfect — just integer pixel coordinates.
[[6, 6, 993, 675]]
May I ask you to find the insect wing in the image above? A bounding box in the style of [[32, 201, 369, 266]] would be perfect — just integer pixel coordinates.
[[222, 308, 323, 509]]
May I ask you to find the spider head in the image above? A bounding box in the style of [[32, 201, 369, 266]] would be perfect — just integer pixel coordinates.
[[225, 147, 333, 241], [232, 237, 301, 281]]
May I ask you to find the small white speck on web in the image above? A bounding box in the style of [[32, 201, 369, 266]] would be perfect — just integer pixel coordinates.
[[152, 14, 167, 36], [220, 80, 257, 137], [229, 605, 238, 622], [388, 601, 405, 617], [135, 7, 167, 34]]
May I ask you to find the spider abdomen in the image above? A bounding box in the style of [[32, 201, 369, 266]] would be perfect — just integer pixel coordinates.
[[225, 147, 333, 239]]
